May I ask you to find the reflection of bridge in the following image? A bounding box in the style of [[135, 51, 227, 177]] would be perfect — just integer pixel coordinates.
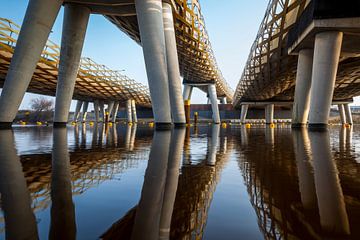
[[234, 0, 360, 128], [0, 0, 233, 128]]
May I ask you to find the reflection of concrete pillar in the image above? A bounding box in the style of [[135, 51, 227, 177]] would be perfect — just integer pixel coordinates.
[[54, 4, 90, 125], [0, 0, 62, 127], [163, 3, 186, 125], [132, 100, 138, 123], [0, 130, 38, 239], [92, 123, 99, 146], [182, 84, 193, 101], [265, 104, 274, 124], [129, 124, 137, 151], [183, 126, 191, 165], [292, 49, 313, 127], [135, 0, 172, 127], [111, 102, 119, 123], [81, 123, 87, 147], [207, 124, 220, 166], [308, 32, 343, 128], [240, 105, 248, 124], [309, 129, 350, 235], [93, 100, 100, 123], [265, 126, 274, 145], [159, 128, 186, 239], [132, 130, 171, 240], [240, 126, 248, 145], [82, 101, 89, 122], [338, 104, 346, 125], [50, 127, 76, 239], [292, 129, 317, 209], [344, 104, 353, 125], [125, 124, 132, 150], [208, 84, 220, 124], [127, 99, 133, 123], [73, 100, 83, 122]]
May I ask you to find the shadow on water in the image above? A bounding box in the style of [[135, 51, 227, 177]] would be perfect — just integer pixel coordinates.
[[0, 124, 359, 239]]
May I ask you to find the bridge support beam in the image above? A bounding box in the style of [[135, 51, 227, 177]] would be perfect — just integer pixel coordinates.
[[99, 101, 105, 122], [344, 104, 353, 125], [53, 4, 90, 126], [111, 102, 119, 123], [208, 84, 220, 124], [73, 100, 83, 122], [338, 104, 346, 125], [308, 32, 343, 129], [135, 0, 172, 129], [163, 3, 186, 126], [240, 105, 249, 124], [292, 49, 313, 128], [126, 100, 133, 123], [132, 100, 138, 123], [82, 101, 89, 123], [93, 100, 100, 123], [265, 104, 274, 124], [0, 0, 62, 128]]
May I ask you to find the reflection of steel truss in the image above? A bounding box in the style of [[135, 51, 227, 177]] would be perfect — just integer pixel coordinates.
[[106, 0, 233, 101], [0, 17, 151, 107]]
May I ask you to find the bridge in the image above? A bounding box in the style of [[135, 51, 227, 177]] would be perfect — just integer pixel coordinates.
[[0, 0, 233, 129], [233, 0, 360, 128]]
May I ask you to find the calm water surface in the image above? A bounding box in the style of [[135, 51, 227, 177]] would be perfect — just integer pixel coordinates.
[[0, 124, 359, 239]]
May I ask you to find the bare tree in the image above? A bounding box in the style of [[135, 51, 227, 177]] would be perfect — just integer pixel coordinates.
[[30, 97, 54, 121]]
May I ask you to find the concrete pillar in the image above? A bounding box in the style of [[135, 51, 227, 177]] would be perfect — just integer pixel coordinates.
[[338, 104, 346, 125], [99, 101, 105, 122], [73, 100, 83, 122], [132, 100, 138, 123], [0, 130, 38, 239], [159, 128, 186, 239], [240, 105, 248, 124], [111, 102, 119, 123], [107, 101, 115, 118], [308, 32, 343, 128], [163, 3, 186, 125], [50, 127, 76, 239], [131, 130, 171, 240], [182, 84, 193, 101], [0, 0, 62, 128], [207, 124, 220, 166], [126, 99, 133, 123], [135, 0, 172, 128], [309, 129, 350, 235], [53, 4, 90, 126], [82, 101, 89, 122], [344, 104, 353, 125], [220, 97, 227, 104], [292, 49, 314, 127], [208, 84, 221, 124], [93, 100, 100, 123], [265, 104, 274, 124]]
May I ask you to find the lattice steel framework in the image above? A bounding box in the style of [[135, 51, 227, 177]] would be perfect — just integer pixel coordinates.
[[233, 0, 360, 107], [0, 17, 151, 107], [106, 0, 234, 101]]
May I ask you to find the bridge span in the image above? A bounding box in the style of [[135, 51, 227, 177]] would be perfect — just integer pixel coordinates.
[[234, 0, 360, 128], [0, 0, 233, 129]]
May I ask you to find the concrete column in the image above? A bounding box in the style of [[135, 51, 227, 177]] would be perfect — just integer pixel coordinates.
[[338, 104, 346, 125], [82, 101, 89, 122], [344, 104, 353, 125], [107, 101, 115, 117], [0, 130, 38, 239], [292, 49, 314, 127], [308, 32, 343, 128], [93, 100, 100, 123], [309, 129, 350, 235], [182, 84, 193, 101], [50, 127, 76, 239], [73, 100, 83, 122], [99, 101, 105, 122], [135, 0, 172, 128], [163, 3, 186, 125], [127, 99, 133, 123], [207, 124, 220, 166], [132, 100, 138, 123], [208, 84, 220, 124], [111, 102, 119, 123], [265, 104, 274, 124], [220, 97, 227, 104], [0, 0, 62, 128], [53, 4, 90, 126], [240, 105, 249, 124]]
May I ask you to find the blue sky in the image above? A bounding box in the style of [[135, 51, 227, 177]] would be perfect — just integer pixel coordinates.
[[1, 0, 272, 110]]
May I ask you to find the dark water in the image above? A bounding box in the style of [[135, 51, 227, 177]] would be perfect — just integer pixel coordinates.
[[0, 123, 359, 239]]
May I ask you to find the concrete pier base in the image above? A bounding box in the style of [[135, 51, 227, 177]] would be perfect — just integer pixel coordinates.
[[292, 49, 313, 127], [0, 0, 62, 125], [208, 84, 220, 124], [308, 32, 343, 129], [54, 4, 90, 124]]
